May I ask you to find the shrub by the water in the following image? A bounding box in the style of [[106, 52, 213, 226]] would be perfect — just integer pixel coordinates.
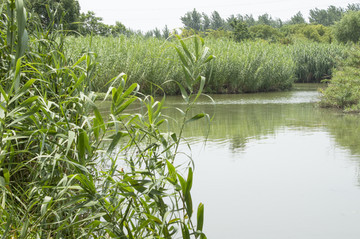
[[320, 45, 360, 112]]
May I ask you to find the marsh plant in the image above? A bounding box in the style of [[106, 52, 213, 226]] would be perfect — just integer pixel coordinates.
[[320, 44, 360, 112], [0, 1, 213, 238], [65, 35, 347, 94]]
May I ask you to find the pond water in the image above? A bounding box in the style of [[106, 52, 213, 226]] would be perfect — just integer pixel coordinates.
[[163, 84, 360, 239]]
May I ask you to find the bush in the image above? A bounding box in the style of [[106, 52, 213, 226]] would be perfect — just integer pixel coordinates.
[[334, 11, 360, 43], [320, 45, 360, 111], [249, 24, 284, 42], [281, 24, 333, 43]]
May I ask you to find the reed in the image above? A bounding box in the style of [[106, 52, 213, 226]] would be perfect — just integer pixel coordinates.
[[290, 41, 347, 83], [0, 2, 210, 237], [65, 36, 347, 94]]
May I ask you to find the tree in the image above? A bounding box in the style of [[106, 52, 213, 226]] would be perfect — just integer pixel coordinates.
[[347, 3, 360, 12], [210, 11, 225, 30], [230, 19, 250, 42], [334, 11, 360, 43], [281, 24, 333, 43], [202, 13, 211, 31], [162, 25, 170, 39], [309, 5, 344, 26], [79, 11, 108, 35], [257, 13, 272, 25], [244, 14, 256, 27], [110, 21, 127, 36], [289, 11, 306, 25], [180, 8, 202, 31], [153, 27, 161, 39], [257, 13, 282, 28], [26, 0, 80, 31], [249, 25, 283, 41]]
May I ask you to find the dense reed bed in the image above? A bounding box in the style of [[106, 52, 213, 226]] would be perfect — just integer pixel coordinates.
[[65, 36, 347, 94], [291, 41, 346, 83]]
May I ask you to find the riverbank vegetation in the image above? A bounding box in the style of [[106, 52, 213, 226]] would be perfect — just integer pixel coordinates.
[[21, 1, 359, 95], [65, 36, 347, 94], [319, 10, 360, 112], [0, 1, 211, 237], [319, 44, 360, 112]]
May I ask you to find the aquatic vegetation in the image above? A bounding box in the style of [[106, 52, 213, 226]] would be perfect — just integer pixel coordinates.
[[0, 1, 211, 237], [290, 41, 347, 83], [65, 35, 347, 94], [320, 45, 360, 112]]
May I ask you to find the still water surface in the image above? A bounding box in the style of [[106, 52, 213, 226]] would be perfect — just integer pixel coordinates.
[[163, 85, 360, 239]]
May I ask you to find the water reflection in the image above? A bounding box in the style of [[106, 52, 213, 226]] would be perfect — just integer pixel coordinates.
[[164, 90, 360, 156], [163, 87, 360, 239], [98, 84, 360, 238]]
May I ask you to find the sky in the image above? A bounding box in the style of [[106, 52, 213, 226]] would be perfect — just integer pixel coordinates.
[[77, 0, 359, 32]]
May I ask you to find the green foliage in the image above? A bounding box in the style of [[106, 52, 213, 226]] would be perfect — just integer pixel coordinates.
[[65, 34, 347, 93], [334, 11, 360, 43], [281, 24, 333, 43], [309, 5, 344, 26], [291, 41, 346, 82], [320, 45, 360, 111], [288, 11, 306, 25], [230, 19, 250, 42], [78, 11, 129, 36], [26, 0, 80, 31], [205, 39, 295, 93], [209, 11, 225, 30], [181, 9, 203, 31], [0, 1, 212, 237], [249, 24, 283, 42], [257, 13, 282, 28], [181, 9, 227, 32]]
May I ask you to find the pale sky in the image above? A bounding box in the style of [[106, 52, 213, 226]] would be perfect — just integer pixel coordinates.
[[77, 0, 359, 32]]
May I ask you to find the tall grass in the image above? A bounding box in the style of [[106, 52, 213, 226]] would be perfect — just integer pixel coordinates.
[[0, 1, 211, 237], [205, 39, 295, 93], [290, 41, 346, 83], [65, 36, 347, 94]]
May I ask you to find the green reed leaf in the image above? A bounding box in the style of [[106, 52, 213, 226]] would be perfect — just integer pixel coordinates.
[[107, 131, 127, 153], [197, 203, 204, 232], [181, 224, 190, 239], [186, 113, 205, 124], [166, 160, 177, 184]]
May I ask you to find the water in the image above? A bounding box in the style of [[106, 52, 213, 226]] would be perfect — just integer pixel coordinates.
[[98, 84, 360, 238], [163, 85, 360, 238]]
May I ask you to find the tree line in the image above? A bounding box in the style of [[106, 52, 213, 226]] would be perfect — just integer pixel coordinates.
[[24, 0, 360, 43]]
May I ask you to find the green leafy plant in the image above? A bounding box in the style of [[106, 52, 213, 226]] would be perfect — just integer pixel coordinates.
[[0, 1, 214, 238]]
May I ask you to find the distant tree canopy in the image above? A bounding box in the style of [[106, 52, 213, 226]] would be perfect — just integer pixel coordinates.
[[289, 12, 306, 25], [249, 25, 283, 41], [309, 5, 343, 26], [281, 24, 333, 43], [26, 0, 80, 31], [181, 9, 231, 31], [230, 19, 250, 42], [78, 11, 128, 36]]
